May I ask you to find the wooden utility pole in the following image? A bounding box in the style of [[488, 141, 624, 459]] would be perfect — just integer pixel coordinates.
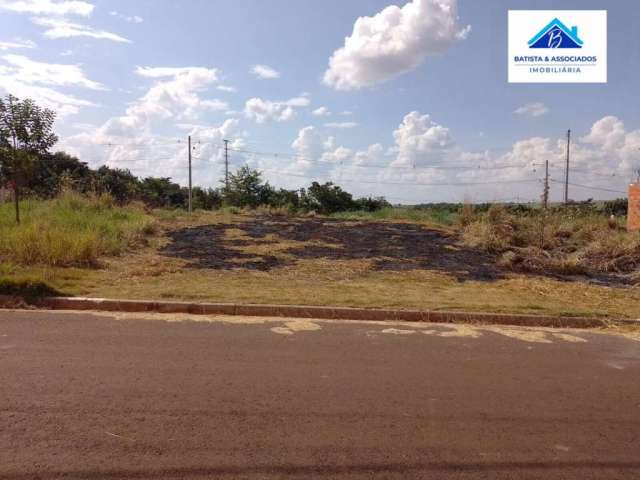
[[188, 135, 192, 214], [223, 139, 229, 190], [539, 159, 551, 248], [11, 133, 19, 224], [564, 129, 571, 204], [543, 159, 550, 209]]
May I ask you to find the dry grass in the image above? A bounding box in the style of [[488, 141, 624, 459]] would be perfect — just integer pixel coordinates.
[[3, 204, 639, 320], [2, 208, 637, 319], [462, 205, 640, 280], [9, 256, 640, 319]]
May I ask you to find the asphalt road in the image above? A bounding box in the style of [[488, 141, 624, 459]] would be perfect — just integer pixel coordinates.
[[1, 310, 639, 480]]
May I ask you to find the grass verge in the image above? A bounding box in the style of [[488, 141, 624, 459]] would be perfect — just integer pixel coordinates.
[[0, 191, 156, 267]]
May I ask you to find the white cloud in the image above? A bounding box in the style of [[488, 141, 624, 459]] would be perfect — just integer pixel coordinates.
[[0, 53, 102, 116], [312, 106, 331, 117], [514, 102, 549, 117], [391, 111, 453, 166], [2, 54, 104, 89], [122, 66, 226, 125], [135, 66, 217, 80], [292, 126, 325, 161], [251, 64, 280, 79], [339, 110, 353, 116], [31, 16, 130, 42], [56, 104, 640, 204], [0, 78, 94, 117], [324, 121, 358, 129], [109, 10, 143, 23], [217, 85, 236, 93], [323, 0, 470, 90], [244, 96, 309, 123], [60, 119, 244, 186], [285, 96, 310, 107], [582, 116, 626, 151], [57, 64, 240, 185], [0, 38, 36, 50], [0, 0, 94, 16]]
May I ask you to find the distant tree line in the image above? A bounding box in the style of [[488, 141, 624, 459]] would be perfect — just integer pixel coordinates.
[[0, 95, 389, 217], [2, 152, 389, 214]]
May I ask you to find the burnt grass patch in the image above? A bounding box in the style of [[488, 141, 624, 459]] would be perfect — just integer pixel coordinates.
[[160, 216, 501, 282]]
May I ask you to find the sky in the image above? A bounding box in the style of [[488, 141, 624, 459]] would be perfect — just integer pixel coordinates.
[[0, 0, 639, 204]]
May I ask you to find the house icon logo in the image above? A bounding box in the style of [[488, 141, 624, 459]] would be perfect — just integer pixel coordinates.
[[528, 18, 583, 49]]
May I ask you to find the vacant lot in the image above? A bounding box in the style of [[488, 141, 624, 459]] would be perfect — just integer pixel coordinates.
[[4, 209, 640, 319], [160, 216, 500, 280]]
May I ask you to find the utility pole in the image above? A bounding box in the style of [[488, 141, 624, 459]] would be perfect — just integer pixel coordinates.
[[564, 129, 571, 204], [539, 159, 551, 248], [223, 139, 229, 190], [543, 159, 550, 209], [188, 135, 192, 214]]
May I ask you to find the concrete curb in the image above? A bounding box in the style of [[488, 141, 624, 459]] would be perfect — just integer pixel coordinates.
[[1, 295, 637, 329]]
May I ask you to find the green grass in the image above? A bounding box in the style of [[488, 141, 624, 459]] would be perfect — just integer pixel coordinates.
[[329, 206, 459, 226], [0, 191, 156, 267]]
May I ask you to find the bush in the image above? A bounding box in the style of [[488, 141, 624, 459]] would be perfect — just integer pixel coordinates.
[[603, 198, 628, 217]]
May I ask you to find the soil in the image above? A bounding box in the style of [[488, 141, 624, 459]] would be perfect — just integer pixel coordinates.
[[160, 216, 501, 282]]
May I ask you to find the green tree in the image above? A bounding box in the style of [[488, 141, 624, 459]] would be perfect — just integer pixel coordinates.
[[26, 151, 92, 198], [0, 95, 58, 223], [353, 196, 390, 212], [223, 166, 271, 208], [300, 181, 356, 214], [92, 166, 140, 204], [140, 177, 186, 208], [192, 186, 222, 210]]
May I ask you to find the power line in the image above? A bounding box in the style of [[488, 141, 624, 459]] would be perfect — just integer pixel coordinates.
[[252, 165, 540, 187], [91, 139, 185, 147], [220, 146, 540, 173], [549, 179, 627, 195]]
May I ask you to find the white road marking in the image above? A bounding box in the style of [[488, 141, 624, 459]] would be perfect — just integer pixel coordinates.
[[381, 328, 416, 335]]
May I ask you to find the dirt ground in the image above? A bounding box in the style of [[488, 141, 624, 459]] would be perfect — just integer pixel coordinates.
[[160, 216, 501, 281]]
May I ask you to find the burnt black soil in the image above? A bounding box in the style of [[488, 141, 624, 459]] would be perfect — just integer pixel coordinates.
[[160, 216, 501, 282]]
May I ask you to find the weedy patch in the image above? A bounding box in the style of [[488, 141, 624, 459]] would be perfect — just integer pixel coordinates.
[[462, 205, 640, 284]]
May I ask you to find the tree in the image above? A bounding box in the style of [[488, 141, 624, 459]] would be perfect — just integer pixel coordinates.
[[353, 196, 390, 212], [26, 151, 92, 198], [93, 166, 140, 204], [192, 186, 222, 210], [0, 95, 58, 223], [223, 166, 271, 208], [139, 177, 186, 208], [300, 181, 356, 214]]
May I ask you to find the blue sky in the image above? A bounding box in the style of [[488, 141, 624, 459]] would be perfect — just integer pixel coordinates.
[[0, 0, 638, 203]]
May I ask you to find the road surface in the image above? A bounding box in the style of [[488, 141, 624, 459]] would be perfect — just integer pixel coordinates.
[[1, 309, 639, 479]]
